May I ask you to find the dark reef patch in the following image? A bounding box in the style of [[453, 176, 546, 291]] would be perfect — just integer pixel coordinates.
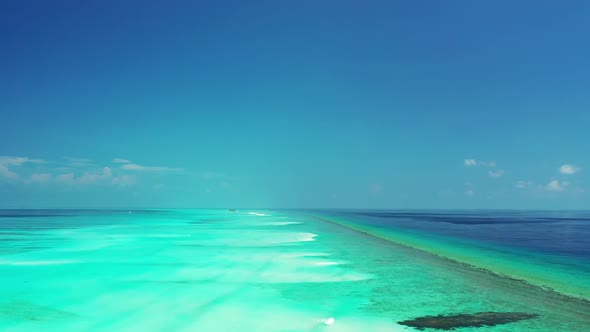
[[398, 311, 539, 330]]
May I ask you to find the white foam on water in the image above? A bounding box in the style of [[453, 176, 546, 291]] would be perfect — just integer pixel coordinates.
[[0, 260, 79, 266], [282, 252, 332, 258], [266, 221, 303, 226], [132, 247, 372, 284], [313, 261, 344, 266], [322, 317, 335, 325], [298, 232, 318, 242], [248, 212, 269, 216], [182, 231, 318, 246]]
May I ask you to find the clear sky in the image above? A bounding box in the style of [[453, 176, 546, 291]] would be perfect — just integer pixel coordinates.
[[1, 1, 589, 209]]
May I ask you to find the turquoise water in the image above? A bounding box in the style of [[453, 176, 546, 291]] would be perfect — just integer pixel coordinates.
[[0, 209, 589, 331]]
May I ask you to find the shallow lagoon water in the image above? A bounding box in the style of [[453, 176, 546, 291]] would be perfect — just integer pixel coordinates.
[[0, 209, 589, 331]]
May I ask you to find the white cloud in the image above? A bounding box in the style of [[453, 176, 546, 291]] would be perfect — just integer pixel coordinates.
[[56, 167, 135, 187], [112, 175, 135, 186], [56, 173, 75, 184], [0, 155, 174, 187], [0, 156, 45, 179], [121, 163, 183, 172], [464, 159, 496, 167], [464, 189, 474, 196], [488, 170, 504, 178], [559, 164, 580, 175], [79, 167, 110, 185], [0, 165, 18, 179], [25, 173, 52, 184], [77, 167, 112, 185], [0, 155, 145, 187], [464, 159, 477, 166], [544, 180, 569, 192], [0, 156, 45, 166]]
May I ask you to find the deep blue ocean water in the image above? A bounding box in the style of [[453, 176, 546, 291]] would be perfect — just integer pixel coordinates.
[[321, 209, 590, 300], [344, 210, 590, 259]]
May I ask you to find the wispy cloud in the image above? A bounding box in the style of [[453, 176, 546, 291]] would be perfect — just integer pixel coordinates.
[[78, 167, 113, 185], [0, 165, 18, 179], [56, 173, 75, 184], [112, 158, 131, 164], [64, 157, 91, 162], [464, 159, 496, 167], [56, 167, 135, 186], [64, 157, 93, 167], [112, 175, 135, 186], [559, 164, 580, 175], [25, 173, 52, 184], [1, 155, 180, 187], [515, 180, 532, 189], [464, 159, 477, 166], [544, 180, 569, 192], [0, 156, 45, 166], [121, 163, 183, 172], [464, 189, 475, 196], [0, 155, 145, 187], [488, 170, 504, 178]]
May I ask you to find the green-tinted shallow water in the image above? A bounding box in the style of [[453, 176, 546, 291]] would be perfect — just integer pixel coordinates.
[[0, 209, 589, 331]]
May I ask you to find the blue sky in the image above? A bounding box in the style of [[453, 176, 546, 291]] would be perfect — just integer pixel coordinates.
[[1, 1, 589, 209]]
